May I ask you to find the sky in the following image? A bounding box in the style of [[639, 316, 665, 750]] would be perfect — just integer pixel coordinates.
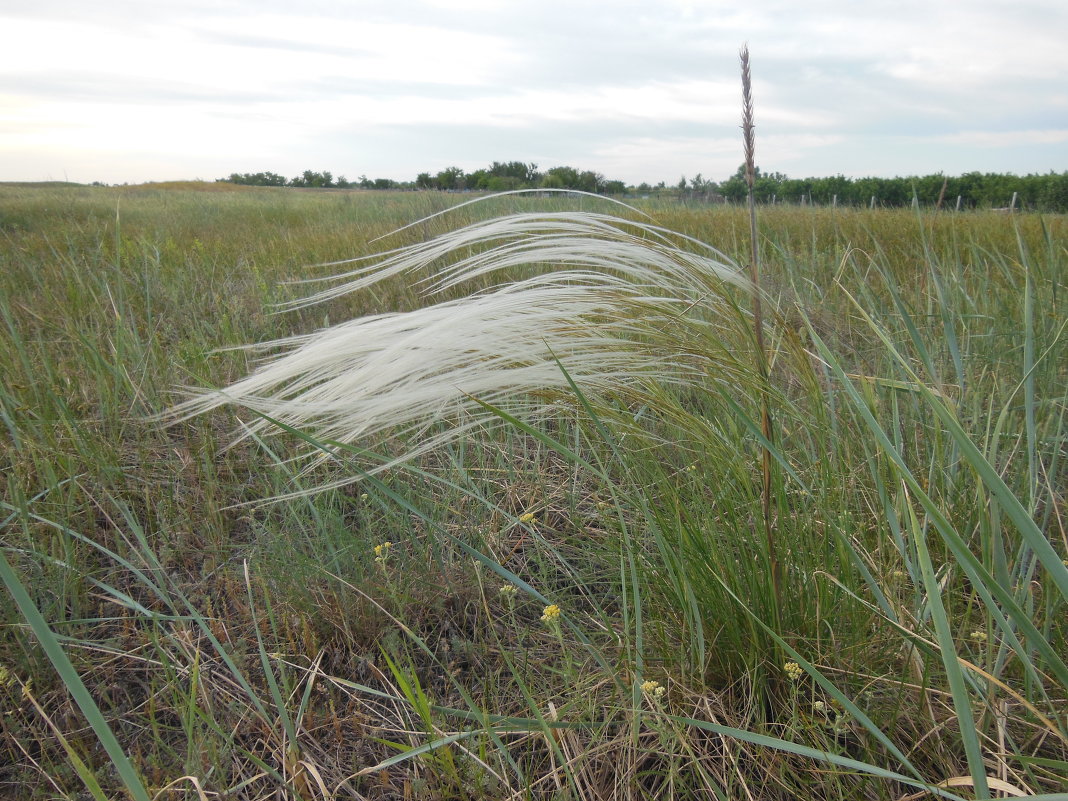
[[2, 0, 1067, 187]]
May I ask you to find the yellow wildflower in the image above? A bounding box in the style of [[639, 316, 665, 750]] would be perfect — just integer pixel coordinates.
[[640, 679, 666, 699], [540, 604, 561, 623], [373, 541, 393, 563], [519, 512, 536, 524], [783, 661, 803, 681]]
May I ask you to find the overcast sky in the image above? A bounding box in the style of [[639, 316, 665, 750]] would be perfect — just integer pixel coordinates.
[[2, 0, 1066, 186]]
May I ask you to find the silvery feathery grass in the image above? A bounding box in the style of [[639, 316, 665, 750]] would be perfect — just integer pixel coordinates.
[[164, 203, 755, 478]]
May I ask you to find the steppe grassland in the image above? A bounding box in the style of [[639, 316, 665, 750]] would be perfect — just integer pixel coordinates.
[[0, 183, 1065, 799]]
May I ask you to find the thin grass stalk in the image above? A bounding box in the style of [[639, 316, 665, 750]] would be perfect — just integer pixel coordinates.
[[740, 44, 780, 613]]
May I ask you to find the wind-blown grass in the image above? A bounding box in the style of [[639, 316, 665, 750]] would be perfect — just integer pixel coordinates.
[[162, 205, 755, 482]]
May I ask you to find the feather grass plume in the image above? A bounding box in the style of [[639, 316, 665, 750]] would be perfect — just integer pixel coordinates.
[[163, 197, 755, 485]]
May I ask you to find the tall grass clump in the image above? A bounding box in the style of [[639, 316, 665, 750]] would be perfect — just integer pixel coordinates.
[[2, 86, 1067, 801]]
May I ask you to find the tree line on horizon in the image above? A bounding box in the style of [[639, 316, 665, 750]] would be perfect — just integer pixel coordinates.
[[707, 165, 1068, 211], [217, 161, 627, 195], [217, 162, 1068, 211]]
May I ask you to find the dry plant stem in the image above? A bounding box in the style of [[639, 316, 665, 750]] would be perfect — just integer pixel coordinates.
[[936, 175, 949, 211], [740, 44, 781, 615]]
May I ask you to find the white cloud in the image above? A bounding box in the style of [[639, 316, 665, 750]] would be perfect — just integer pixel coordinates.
[[1, 1, 1065, 184], [933, 130, 1068, 148]]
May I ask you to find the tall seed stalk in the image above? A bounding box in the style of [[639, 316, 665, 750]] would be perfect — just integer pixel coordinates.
[[740, 45, 781, 614]]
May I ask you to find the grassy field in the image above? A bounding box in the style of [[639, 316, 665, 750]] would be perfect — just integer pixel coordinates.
[[0, 183, 1065, 800]]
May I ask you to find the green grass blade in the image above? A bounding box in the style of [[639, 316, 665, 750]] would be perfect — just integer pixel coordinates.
[[665, 713, 966, 801], [907, 491, 989, 798], [243, 561, 298, 747], [0, 549, 151, 801]]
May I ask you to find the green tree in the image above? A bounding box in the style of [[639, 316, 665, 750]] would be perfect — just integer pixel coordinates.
[[718, 166, 747, 203], [488, 161, 539, 185], [545, 166, 581, 189], [1038, 171, 1068, 211], [753, 171, 785, 203], [540, 173, 565, 189], [290, 170, 334, 188], [467, 168, 489, 190], [486, 176, 523, 191], [434, 166, 466, 191], [810, 174, 852, 205], [218, 171, 287, 186], [577, 170, 605, 193]]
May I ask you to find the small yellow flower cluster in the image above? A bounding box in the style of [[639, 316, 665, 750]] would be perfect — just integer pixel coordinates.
[[811, 699, 850, 732], [970, 630, 988, 642], [540, 604, 561, 624], [783, 661, 804, 681], [374, 541, 393, 564], [499, 584, 518, 609], [640, 679, 666, 699], [519, 512, 536, 524]]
